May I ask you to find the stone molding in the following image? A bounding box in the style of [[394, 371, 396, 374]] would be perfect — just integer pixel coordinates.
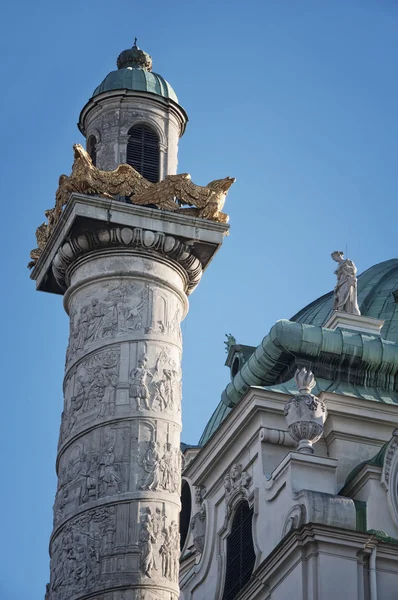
[[52, 225, 203, 294], [324, 310, 384, 336]]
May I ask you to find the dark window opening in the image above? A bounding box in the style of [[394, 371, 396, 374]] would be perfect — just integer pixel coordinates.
[[222, 502, 256, 600], [231, 355, 241, 378], [180, 481, 192, 551], [87, 135, 97, 166], [127, 124, 160, 183]]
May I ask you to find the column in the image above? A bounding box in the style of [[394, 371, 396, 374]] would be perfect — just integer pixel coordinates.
[[47, 225, 199, 600]]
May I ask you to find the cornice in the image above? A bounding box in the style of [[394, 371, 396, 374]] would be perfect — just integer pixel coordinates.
[[184, 389, 288, 484], [240, 524, 388, 599], [78, 89, 189, 137], [340, 464, 382, 497]]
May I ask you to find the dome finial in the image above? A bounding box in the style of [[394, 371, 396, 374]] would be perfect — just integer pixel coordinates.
[[117, 40, 153, 71]]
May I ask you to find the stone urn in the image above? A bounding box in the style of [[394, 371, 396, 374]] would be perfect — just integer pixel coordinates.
[[284, 368, 327, 454]]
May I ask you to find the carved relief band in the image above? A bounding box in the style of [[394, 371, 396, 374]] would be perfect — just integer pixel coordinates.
[[48, 241, 188, 600]]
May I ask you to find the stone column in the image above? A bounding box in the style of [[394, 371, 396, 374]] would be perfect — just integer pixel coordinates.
[[34, 198, 228, 600]]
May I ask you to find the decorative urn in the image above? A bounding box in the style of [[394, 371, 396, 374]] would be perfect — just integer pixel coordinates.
[[284, 368, 327, 454]]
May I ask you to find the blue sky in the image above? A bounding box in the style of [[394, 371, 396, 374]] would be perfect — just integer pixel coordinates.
[[1, 0, 398, 598]]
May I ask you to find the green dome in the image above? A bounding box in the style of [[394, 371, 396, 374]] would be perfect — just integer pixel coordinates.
[[93, 68, 178, 102], [92, 40, 178, 103], [292, 258, 398, 342]]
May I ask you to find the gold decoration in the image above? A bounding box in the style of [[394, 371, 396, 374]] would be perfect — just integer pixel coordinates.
[[29, 144, 235, 269]]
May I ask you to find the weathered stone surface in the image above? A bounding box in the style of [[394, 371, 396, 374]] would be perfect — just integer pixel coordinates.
[[31, 200, 228, 599], [80, 95, 186, 177]]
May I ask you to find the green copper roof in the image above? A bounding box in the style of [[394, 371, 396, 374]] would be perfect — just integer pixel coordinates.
[[292, 259, 398, 342], [222, 320, 398, 408], [93, 68, 179, 102], [199, 258, 398, 446], [92, 41, 179, 103], [199, 377, 398, 447]]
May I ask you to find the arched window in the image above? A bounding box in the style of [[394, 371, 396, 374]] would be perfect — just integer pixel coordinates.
[[87, 135, 97, 166], [127, 124, 160, 183], [180, 480, 192, 551], [222, 502, 256, 600]]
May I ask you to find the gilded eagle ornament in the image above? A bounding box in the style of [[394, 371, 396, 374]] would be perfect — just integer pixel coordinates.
[[28, 144, 235, 269]]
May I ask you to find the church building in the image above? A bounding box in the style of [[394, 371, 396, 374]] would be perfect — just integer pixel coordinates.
[[30, 41, 398, 600]]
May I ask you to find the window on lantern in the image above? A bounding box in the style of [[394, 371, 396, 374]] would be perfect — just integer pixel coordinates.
[[87, 135, 97, 166], [222, 501, 256, 600], [127, 124, 160, 183]]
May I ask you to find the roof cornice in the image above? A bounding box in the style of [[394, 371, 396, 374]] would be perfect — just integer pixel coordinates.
[[222, 320, 398, 408]]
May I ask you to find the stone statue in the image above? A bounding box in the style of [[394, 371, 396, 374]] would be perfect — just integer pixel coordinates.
[[331, 250, 361, 315], [224, 333, 237, 353]]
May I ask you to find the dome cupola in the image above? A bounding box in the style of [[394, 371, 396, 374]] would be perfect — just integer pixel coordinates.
[[78, 40, 188, 177], [116, 38, 153, 71]]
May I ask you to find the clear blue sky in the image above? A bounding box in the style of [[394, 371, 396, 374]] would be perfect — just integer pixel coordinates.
[[1, 1, 398, 598]]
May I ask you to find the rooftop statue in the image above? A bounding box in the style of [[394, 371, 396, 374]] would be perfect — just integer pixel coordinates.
[[224, 333, 237, 353], [331, 250, 361, 315], [28, 144, 235, 268]]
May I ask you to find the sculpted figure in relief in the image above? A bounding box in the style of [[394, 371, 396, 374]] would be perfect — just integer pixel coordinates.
[[99, 445, 122, 496], [160, 521, 179, 582], [129, 350, 181, 413], [129, 355, 153, 410], [66, 283, 149, 363], [140, 441, 162, 491], [331, 250, 361, 315], [50, 506, 115, 598], [224, 463, 252, 512], [139, 508, 158, 577], [140, 441, 181, 494], [60, 351, 119, 443]]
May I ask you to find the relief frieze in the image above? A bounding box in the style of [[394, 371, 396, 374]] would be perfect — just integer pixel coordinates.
[[60, 349, 120, 445], [50, 505, 116, 599], [139, 506, 179, 583], [140, 441, 181, 495], [129, 349, 181, 414], [66, 282, 150, 364], [55, 427, 128, 523]]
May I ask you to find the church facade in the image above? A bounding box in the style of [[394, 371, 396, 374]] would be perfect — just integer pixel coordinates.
[[181, 259, 398, 599], [30, 41, 398, 600]]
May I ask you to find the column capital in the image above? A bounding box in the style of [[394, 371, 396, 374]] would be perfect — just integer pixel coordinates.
[[30, 194, 229, 296]]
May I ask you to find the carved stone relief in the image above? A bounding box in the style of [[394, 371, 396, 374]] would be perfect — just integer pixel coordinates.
[[140, 441, 181, 494], [60, 350, 120, 445], [129, 349, 181, 414], [139, 507, 179, 583], [55, 426, 128, 523], [224, 463, 252, 516], [50, 506, 116, 599], [190, 486, 207, 554], [66, 282, 150, 364], [147, 293, 182, 344]]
